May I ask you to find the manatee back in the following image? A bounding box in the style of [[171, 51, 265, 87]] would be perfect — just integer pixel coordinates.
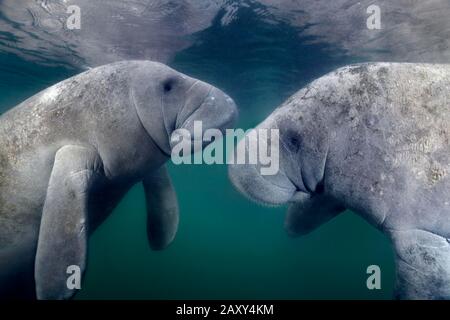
[[295, 63, 450, 229], [0, 62, 141, 169], [0, 62, 136, 227], [331, 63, 450, 185]]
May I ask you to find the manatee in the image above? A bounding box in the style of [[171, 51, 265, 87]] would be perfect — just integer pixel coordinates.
[[229, 62, 450, 299], [0, 60, 237, 299]]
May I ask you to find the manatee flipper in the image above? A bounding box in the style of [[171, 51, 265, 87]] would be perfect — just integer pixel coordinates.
[[35, 145, 103, 300], [143, 165, 179, 250], [285, 194, 345, 237], [389, 229, 450, 300]]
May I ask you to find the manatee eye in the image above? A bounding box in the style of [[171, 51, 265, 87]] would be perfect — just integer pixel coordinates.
[[284, 130, 301, 154], [163, 79, 176, 93]]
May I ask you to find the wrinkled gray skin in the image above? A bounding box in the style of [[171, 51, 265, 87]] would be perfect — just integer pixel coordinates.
[[0, 60, 237, 300], [229, 63, 450, 300]]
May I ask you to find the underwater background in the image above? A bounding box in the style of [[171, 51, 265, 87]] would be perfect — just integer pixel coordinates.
[[0, 1, 405, 299]]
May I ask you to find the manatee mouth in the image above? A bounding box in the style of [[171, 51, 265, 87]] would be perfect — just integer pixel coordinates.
[[168, 94, 211, 153], [169, 129, 194, 154], [228, 163, 299, 206], [170, 88, 237, 153]]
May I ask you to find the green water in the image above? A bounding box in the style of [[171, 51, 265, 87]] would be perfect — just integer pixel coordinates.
[[0, 7, 395, 299]]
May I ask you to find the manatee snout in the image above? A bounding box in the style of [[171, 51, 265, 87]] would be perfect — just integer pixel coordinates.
[[130, 61, 237, 157], [193, 87, 238, 131], [170, 85, 238, 153], [228, 117, 302, 206]]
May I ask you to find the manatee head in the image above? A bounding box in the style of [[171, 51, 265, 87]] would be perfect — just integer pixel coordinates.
[[130, 61, 238, 156], [228, 91, 330, 206]]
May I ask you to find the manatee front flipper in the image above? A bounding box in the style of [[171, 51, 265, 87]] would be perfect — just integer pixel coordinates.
[[35, 145, 104, 300], [143, 165, 179, 250], [389, 229, 450, 300], [285, 194, 345, 237]]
